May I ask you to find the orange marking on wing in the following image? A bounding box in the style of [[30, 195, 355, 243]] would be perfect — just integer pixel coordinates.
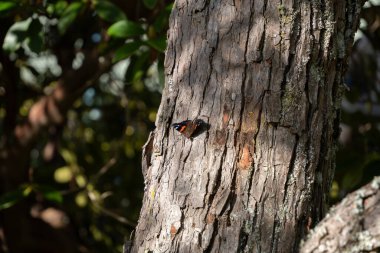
[[179, 125, 187, 133]]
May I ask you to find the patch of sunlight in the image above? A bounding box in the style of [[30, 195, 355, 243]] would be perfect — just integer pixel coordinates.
[[75, 192, 88, 207], [330, 181, 339, 199], [149, 111, 156, 122], [84, 128, 94, 142], [75, 174, 87, 188], [125, 125, 135, 136], [54, 166, 73, 183], [19, 99, 34, 117], [101, 142, 110, 151]]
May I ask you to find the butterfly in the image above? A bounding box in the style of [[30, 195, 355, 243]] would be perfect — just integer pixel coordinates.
[[172, 119, 203, 138]]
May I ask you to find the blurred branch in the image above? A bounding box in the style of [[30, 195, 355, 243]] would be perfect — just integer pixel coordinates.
[[90, 199, 136, 228], [92, 157, 117, 182], [60, 157, 118, 196]]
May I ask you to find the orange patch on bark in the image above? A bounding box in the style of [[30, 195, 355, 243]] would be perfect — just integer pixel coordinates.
[[170, 224, 177, 238], [206, 213, 215, 224], [223, 113, 229, 125], [238, 144, 253, 170]]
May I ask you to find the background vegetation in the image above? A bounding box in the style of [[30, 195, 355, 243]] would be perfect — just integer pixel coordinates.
[[332, 1, 380, 202], [0, 0, 379, 252]]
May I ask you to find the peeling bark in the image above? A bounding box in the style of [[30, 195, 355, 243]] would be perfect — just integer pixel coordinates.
[[133, 0, 363, 252]]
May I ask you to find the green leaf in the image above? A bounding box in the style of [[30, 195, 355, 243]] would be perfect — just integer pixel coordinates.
[[125, 51, 149, 82], [94, 0, 126, 23], [54, 166, 73, 183], [23, 185, 33, 196], [0, 185, 31, 210], [58, 1, 84, 35], [60, 148, 77, 165], [143, 0, 157, 10], [153, 3, 173, 32], [54, 1, 69, 16], [38, 186, 63, 203], [3, 18, 44, 54], [0, 1, 17, 16], [26, 18, 44, 54], [113, 41, 141, 62], [165, 2, 174, 11], [2, 18, 30, 52], [145, 37, 166, 52], [107, 20, 144, 38]]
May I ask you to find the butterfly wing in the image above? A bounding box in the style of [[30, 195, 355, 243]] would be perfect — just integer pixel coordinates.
[[172, 120, 191, 137], [172, 119, 202, 138]]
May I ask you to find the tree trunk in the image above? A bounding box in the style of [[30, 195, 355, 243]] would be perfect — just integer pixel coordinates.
[[132, 0, 363, 252]]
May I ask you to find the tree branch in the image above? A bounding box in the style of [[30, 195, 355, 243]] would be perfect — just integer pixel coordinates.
[[300, 177, 380, 253]]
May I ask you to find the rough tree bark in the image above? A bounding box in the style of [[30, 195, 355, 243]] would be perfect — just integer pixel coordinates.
[[300, 176, 380, 253], [132, 0, 364, 252]]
